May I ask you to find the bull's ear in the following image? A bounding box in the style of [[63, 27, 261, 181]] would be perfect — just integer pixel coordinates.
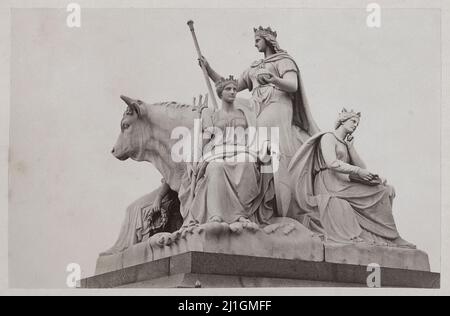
[[131, 103, 147, 118], [135, 102, 147, 118], [128, 103, 141, 117]]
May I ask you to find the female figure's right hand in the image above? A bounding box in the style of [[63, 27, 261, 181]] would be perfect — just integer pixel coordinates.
[[357, 168, 375, 182], [198, 56, 210, 69]]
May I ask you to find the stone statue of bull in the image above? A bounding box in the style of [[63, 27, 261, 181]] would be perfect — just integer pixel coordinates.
[[112, 95, 204, 191]]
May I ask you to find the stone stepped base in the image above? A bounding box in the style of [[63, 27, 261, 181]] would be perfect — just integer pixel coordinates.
[[85, 220, 435, 288], [81, 252, 440, 289]]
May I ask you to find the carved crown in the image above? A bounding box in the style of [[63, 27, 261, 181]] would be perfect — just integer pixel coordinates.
[[254, 26, 278, 38], [340, 108, 361, 118], [215, 75, 238, 88]]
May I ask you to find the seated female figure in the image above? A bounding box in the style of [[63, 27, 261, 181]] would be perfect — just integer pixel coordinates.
[[289, 109, 415, 248], [178, 76, 275, 230]]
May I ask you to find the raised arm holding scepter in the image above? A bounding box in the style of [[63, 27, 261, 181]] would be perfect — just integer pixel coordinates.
[[187, 20, 218, 111]]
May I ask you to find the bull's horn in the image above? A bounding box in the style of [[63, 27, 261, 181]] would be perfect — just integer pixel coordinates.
[[120, 95, 146, 118], [120, 95, 133, 106]]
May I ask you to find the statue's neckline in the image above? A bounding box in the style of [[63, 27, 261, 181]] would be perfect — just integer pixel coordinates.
[[214, 109, 245, 120]]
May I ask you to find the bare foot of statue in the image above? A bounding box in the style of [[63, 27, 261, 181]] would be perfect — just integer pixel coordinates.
[[238, 217, 259, 232], [209, 216, 224, 223], [238, 217, 251, 225], [247, 222, 260, 232], [393, 237, 417, 249], [164, 234, 173, 246], [187, 225, 197, 234], [171, 230, 181, 241], [180, 221, 197, 239], [156, 233, 173, 247], [193, 225, 204, 234], [180, 228, 189, 239], [205, 216, 227, 235], [229, 221, 244, 234]]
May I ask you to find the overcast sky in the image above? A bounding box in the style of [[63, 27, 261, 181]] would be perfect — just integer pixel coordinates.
[[8, 8, 441, 288]]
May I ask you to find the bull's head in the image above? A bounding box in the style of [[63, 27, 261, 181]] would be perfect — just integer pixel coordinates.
[[112, 95, 150, 161]]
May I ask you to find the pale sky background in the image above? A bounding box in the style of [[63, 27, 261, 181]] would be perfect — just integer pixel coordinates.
[[8, 8, 441, 288]]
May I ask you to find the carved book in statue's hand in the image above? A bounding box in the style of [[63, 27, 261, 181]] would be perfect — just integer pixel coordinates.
[[349, 174, 383, 186]]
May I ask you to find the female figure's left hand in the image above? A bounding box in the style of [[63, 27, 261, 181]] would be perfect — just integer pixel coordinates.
[[260, 71, 297, 93], [261, 73, 278, 85], [346, 135, 355, 148], [152, 195, 163, 213]]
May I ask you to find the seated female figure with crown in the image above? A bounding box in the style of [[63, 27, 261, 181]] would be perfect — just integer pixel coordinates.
[[177, 76, 276, 232], [288, 109, 416, 249]]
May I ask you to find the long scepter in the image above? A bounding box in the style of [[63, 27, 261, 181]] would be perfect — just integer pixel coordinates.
[[187, 20, 218, 111]]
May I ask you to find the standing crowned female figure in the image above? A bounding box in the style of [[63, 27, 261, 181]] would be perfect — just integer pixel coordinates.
[[199, 26, 320, 216]]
